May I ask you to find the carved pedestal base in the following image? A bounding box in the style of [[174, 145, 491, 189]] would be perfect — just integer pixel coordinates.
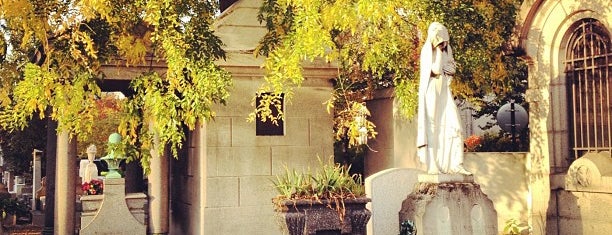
[[399, 174, 497, 235]]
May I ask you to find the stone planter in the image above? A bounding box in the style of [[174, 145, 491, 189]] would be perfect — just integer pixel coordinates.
[[277, 197, 371, 235]]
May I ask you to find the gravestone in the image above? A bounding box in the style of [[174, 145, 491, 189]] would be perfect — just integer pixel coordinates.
[[4, 171, 13, 192], [365, 168, 423, 235], [399, 174, 497, 235], [32, 149, 43, 209]]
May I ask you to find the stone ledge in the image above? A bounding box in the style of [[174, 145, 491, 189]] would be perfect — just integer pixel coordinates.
[[418, 174, 474, 183]]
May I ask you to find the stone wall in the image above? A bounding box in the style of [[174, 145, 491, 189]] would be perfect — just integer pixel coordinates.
[[464, 152, 529, 233], [204, 77, 333, 235], [548, 190, 612, 235]]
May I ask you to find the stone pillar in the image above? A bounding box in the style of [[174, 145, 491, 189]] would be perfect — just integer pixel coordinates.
[[196, 122, 207, 234], [399, 174, 498, 235], [54, 131, 77, 235], [148, 125, 169, 234], [32, 149, 43, 209]]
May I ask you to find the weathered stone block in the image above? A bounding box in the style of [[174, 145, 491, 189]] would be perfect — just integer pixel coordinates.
[[308, 117, 333, 147], [205, 205, 282, 235], [239, 176, 277, 206], [207, 177, 239, 207], [207, 147, 222, 177], [206, 117, 232, 147], [286, 87, 333, 118], [216, 147, 272, 176], [272, 146, 325, 175], [125, 193, 147, 224], [231, 117, 310, 147]]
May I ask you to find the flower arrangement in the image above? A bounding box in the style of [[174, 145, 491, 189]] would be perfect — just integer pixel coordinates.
[[81, 179, 104, 195], [464, 135, 483, 152]]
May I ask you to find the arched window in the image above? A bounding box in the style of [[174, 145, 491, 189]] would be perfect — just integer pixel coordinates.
[[565, 18, 612, 160]]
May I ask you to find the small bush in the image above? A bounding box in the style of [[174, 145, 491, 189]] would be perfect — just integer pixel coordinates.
[[272, 156, 364, 202], [272, 156, 365, 221]]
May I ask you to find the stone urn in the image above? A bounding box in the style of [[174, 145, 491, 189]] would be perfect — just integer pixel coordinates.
[[276, 197, 371, 235]]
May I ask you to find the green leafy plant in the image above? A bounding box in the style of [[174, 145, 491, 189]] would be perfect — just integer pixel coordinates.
[[272, 156, 365, 220], [0, 196, 29, 220], [0, 0, 232, 175]]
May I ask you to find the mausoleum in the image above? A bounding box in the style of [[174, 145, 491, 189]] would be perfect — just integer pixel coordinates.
[[37, 0, 612, 234]]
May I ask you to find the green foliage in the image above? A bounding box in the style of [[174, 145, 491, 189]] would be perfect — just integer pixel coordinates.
[[272, 156, 365, 201], [331, 101, 377, 149], [272, 156, 365, 221], [0, 0, 232, 173], [0, 197, 29, 219], [503, 218, 530, 235], [255, 0, 525, 121], [470, 56, 528, 123], [0, 117, 46, 176]]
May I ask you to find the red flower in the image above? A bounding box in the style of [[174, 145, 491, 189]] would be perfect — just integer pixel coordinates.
[[465, 135, 483, 152], [82, 179, 104, 195]]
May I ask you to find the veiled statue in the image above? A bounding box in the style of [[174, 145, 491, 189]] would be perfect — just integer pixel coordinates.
[[416, 22, 471, 175]]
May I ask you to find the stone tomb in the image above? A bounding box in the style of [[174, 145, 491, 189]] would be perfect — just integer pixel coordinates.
[[399, 174, 497, 235], [80, 178, 147, 235]]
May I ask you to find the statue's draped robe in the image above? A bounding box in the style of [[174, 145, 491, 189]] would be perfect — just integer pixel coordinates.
[[416, 22, 466, 174]]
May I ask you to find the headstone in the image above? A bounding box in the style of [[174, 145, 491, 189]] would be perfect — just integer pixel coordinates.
[[13, 175, 25, 196], [365, 168, 423, 235], [32, 149, 43, 209], [399, 174, 497, 235], [4, 171, 12, 192]]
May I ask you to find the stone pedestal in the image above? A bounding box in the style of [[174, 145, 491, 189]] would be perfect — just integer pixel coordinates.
[[399, 174, 497, 235], [79, 178, 147, 235]]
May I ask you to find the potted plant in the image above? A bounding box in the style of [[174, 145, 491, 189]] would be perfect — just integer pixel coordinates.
[[272, 157, 371, 235]]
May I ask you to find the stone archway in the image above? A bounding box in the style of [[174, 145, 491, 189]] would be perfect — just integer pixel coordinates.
[[517, 0, 612, 233]]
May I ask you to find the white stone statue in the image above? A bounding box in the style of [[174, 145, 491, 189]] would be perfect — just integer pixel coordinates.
[[82, 144, 99, 183], [416, 22, 471, 175]]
